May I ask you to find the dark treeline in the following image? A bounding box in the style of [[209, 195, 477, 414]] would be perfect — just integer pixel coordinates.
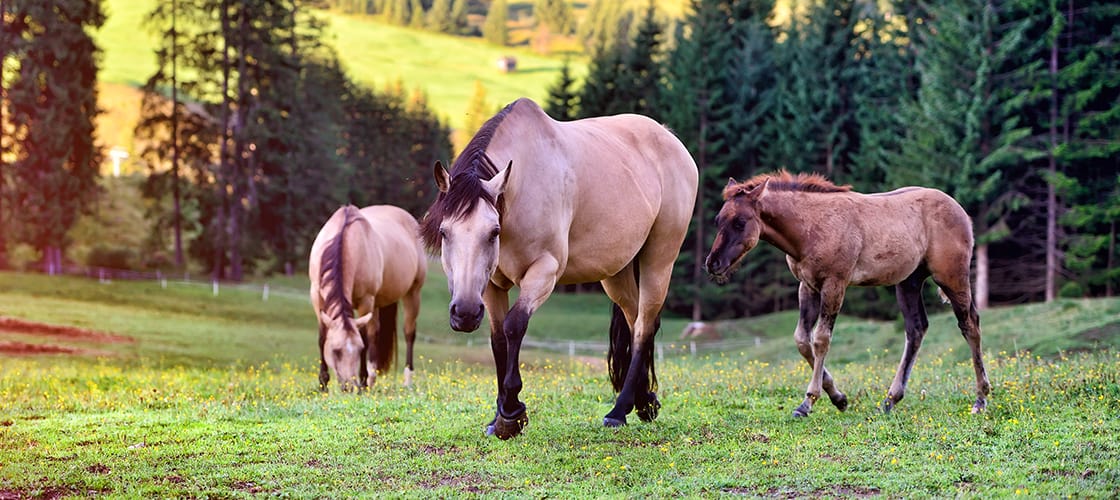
[[546, 0, 1119, 319], [0, 0, 451, 281]]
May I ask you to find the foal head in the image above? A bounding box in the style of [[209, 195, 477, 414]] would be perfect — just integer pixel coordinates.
[[705, 178, 769, 284], [319, 309, 372, 391]]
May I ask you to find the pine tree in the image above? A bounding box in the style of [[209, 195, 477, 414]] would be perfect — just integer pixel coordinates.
[[893, 0, 1043, 308], [622, 0, 665, 118], [483, 0, 509, 46], [427, 0, 454, 33], [534, 0, 572, 34], [544, 58, 579, 120], [4, 0, 105, 272], [464, 80, 493, 138]]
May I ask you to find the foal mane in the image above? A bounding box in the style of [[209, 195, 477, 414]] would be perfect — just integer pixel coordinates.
[[725, 169, 851, 199], [420, 99, 520, 252], [320, 205, 362, 323]]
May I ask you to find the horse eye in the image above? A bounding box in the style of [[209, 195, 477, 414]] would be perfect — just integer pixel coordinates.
[[732, 218, 746, 231], [489, 227, 500, 242], [438, 228, 447, 239]]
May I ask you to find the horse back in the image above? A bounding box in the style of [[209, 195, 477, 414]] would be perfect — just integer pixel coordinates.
[[357, 205, 427, 306]]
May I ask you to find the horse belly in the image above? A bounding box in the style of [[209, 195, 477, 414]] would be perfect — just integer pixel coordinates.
[[851, 246, 924, 286]]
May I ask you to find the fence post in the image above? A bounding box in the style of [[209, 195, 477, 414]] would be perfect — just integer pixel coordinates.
[[568, 341, 575, 358], [262, 284, 270, 301], [212, 280, 219, 296], [690, 341, 696, 357], [657, 343, 664, 365]]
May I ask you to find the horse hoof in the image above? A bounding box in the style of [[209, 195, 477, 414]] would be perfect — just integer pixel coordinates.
[[880, 398, 894, 414], [830, 393, 849, 412], [792, 401, 812, 418], [971, 398, 987, 414], [637, 393, 661, 422], [603, 416, 627, 428], [493, 412, 528, 440]]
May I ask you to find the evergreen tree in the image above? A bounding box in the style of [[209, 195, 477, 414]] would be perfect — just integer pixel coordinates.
[[544, 58, 579, 120], [3, 0, 105, 272], [409, 0, 425, 29], [893, 0, 1043, 308], [661, 0, 780, 319], [534, 0, 573, 34], [483, 0, 509, 46], [764, 0, 858, 179], [622, 0, 665, 118], [464, 80, 493, 138], [576, 39, 627, 117], [427, 0, 454, 33]]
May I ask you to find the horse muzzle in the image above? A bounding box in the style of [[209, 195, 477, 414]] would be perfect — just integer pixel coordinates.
[[704, 254, 732, 284], [449, 300, 485, 332]]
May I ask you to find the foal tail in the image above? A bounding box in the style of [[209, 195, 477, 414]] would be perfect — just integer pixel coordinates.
[[607, 261, 659, 395], [372, 302, 398, 374]]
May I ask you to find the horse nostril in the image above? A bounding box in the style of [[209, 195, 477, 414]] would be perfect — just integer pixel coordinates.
[[450, 303, 459, 316], [474, 304, 484, 318]]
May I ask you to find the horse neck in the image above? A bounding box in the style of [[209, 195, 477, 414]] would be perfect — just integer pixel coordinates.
[[757, 191, 811, 261]]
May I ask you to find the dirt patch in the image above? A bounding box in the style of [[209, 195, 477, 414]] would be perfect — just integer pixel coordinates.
[[0, 316, 131, 357], [0, 341, 111, 357], [0, 316, 133, 343]]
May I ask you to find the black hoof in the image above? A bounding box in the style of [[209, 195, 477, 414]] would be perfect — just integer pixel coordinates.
[[603, 416, 627, 428], [971, 398, 987, 414], [792, 401, 812, 418], [830, 393, 849, 412], [493, 411, 528, 440], [636, 393, 661, 422], [880, 398, 895, 414]]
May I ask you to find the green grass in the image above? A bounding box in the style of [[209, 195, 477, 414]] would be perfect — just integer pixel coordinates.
[[2, 270, 1120, 496]]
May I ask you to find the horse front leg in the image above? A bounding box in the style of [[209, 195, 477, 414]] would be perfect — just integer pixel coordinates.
[[481, 283, 509, 437], [793, 282, 848, 412], [489, 258, 559, 440], [794, 280, 845, 418]]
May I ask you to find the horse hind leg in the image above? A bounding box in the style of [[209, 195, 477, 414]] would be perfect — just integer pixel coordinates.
[[401, 286, 422, 387], [883, 271, 930, 413], [934, 278, 991, 413], [793, 282, 847, 415]]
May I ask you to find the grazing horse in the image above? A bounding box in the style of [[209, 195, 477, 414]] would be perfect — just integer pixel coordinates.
[[704, 171, 991, 417], [420, 98, 698, 439], [309, 204, 427, 391]]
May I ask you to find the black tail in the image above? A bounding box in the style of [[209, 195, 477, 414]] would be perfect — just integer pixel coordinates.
[[606, 261, 659, 394], [372, 302, 398, 374]]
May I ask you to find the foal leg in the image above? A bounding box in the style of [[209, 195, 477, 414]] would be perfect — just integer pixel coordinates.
[[935, 279, 991, 413], [794, 280, 846, 418], [318, 322, 330, 392], [793, 282, 848, 412], [883, 272, 930, 413]]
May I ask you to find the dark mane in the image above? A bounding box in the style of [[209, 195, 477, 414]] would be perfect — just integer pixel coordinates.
[[724, 169, 851, 199], [420, 99, 519, 251], [320, 205, 362, 322]]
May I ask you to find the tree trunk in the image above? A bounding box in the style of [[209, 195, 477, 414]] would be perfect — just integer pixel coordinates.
[[1045, 17, 1059, 302], [975, 243, 989, 310], [214, 0, 231, 280], [171, 0, 184, 268], [1108, 220, 1115, 297], [691, 91, 708, 322]]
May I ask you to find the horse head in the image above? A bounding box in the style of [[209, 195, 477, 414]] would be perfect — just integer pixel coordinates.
[[319, 310, 372, 391], [705, 177, 769, 284], [432, 161, 512, 332]]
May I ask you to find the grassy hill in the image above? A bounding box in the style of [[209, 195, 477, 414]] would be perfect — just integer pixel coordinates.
[[92, 0, 588, 169], [1, 270, 1118, 497]]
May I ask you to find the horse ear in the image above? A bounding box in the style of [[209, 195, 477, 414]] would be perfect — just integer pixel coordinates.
[[726, 177, 738, 189], [483, 161, 513, 197], [748, 178, 770, 201], [433, 161, 450, 193], [354, 312, 373, 328]]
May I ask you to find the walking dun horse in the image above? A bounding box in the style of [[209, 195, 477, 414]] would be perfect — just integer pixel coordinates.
[[421, 98, 698, 439], [705, 170, 991, 417], [309, 204, 427, 392]]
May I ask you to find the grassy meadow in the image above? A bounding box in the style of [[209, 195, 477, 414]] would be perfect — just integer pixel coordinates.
[[2, 269, 1119, 497]]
